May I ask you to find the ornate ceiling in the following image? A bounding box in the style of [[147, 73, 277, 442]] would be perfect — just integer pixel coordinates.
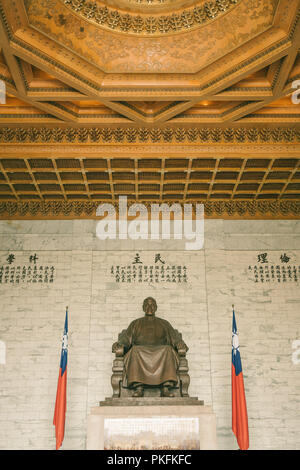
[[60, 0, 243, 36], [0, 0, 299, 219]]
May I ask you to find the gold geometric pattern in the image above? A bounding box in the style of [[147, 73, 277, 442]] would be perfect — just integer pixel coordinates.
[[1, 200, 300, 219], [61, 0, 242, 36], [0, 0, 299, 124], [0, 0, 299, 218], [0, 152, 299, 204]]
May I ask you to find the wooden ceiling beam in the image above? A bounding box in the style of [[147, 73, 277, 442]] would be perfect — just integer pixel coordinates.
[[107, 159, 116, 205], [9, 37, 103, 99], [162, 41, 294, 123], [0, 18, 80, 122], [51, 158, 67, 202], [230, 159, 248, 200], [83, 100, 137, 123], [1, 146, 299, 160], [253, 158, 276, 200], [4, 37, 292, 125], [27, 91, 89, 101], [223, 99, 272, 123], [78, 158, 92, 201], [0, 158, 20, 201], [182, 158, 192, 204], [23, 158, 44, 201], [19, 59, 33, 87], [272, 39, 300, 98], [6, 89, 78, 122], [7, 38, 139, 122], [159, 159, 165, 204], [207, 91, 273, 101], [0, 18, 27, 95], [191, 39, 290, 98], [278, 160, 300, 199], [154, 101, 195, 124], [6, 28, 290, 112]]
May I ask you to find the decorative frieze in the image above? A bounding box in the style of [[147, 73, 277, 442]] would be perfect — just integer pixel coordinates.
[[0, 127, 299, 144], [0, 200, 299, 219]]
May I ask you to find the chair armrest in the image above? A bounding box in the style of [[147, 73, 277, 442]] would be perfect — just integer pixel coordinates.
[[177, 348, 187, 357]]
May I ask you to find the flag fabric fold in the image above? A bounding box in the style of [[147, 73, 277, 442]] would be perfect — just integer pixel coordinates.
[[53, 308, 68, 450], [231, 308, 249, 450]]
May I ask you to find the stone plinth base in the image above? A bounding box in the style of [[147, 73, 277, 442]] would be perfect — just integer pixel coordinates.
[[99, 397, 204, 407], [87, 398, 217, 450]]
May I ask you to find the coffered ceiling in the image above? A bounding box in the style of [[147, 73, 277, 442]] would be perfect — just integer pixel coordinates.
[[0, 0, 299, 219]]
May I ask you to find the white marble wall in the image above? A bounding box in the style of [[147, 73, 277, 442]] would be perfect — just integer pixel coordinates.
[[0, 219, 299, 450]]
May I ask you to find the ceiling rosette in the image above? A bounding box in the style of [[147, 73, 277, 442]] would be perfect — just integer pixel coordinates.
[[60, 0, 242, 36]]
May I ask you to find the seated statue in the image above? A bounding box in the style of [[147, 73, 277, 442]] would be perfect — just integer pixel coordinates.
[[112, 297, 189, 398]]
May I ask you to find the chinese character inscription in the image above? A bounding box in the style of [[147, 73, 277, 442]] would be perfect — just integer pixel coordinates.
[[111, 253, 188, 284], [248, 253, 299, 284], [0, 253, 56, 285]]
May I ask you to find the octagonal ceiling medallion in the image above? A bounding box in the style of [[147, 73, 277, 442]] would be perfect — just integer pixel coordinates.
[[24, 0, 278, 73]]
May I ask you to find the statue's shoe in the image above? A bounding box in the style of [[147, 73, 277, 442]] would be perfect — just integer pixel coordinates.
[[132, 387, 144, 397], [161, 386, 175, 397]]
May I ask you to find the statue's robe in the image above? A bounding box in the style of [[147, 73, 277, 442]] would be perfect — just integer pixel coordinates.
[[119, 316, 181, 387]]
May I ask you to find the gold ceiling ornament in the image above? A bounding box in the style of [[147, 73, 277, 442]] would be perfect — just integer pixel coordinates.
[[0, 127, 299, 144], [61, 0, 241, 36], [1, 201, 300, 219]]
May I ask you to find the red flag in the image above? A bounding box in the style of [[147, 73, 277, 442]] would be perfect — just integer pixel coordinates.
[[53, 308, 68, 450], [231, 308, 249, 450]]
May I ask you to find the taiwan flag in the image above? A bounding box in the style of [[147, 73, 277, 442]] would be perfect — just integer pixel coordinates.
[[231, 308, 249, 450], [53, 308, 68, 450]]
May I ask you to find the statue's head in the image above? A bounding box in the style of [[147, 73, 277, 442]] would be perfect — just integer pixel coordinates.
[[143, 297, 157, 316]]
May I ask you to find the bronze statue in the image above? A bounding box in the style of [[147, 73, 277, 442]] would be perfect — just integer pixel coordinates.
[[112, 297, 189, 398]]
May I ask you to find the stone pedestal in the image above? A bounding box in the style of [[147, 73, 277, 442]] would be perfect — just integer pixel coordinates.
[[87, 398, 217, 450]]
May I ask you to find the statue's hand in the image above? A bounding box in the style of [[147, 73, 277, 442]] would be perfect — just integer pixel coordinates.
[[112, 342, 123, 353]]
